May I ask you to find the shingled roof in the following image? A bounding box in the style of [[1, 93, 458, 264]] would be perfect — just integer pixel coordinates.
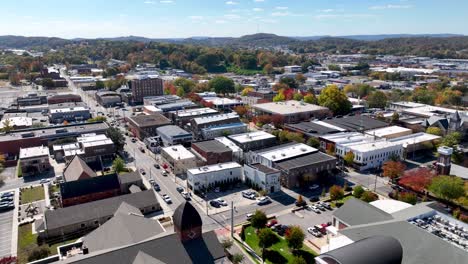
[[63, 155, 97, 182]]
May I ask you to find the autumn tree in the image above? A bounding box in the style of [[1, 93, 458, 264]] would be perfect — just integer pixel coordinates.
[[293, 92, 304, 101], [263, 63, 274, 74], [398, 168, 434, 192], [303, 93, 317, 104], [241, 87, 254, 96], [233, 105, 248, 117], [285, 226, 305, 251], [361, 191, 378, 202], [382, 161, 406, 181], [271, 114, 284, 128], [295, 73, 307, 84], [426, 127, 443, 136], [306, 137, 320, 148], [330, 185, 344, 200], [353, 185, 365, 198], [399, 192, 418, 205], [367, 91, 388, 108], [343, 152, 355, 166], [429, 175, 465, 201], [318, 85, 352, 115]]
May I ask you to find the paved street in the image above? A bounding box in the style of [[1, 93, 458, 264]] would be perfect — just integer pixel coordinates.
[[0, 210, 13, 258]]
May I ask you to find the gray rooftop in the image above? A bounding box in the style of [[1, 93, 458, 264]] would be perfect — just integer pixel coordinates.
[[44, 190, 158, 231], [333, 197, 393, 226], [275, 151, 336, 170], [156, 125, 191, 137]]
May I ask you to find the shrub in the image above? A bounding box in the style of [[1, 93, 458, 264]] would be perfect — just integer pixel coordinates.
[[353, 185, 365, 198], [28, 248, 50, 262], [330, 185, 344, 200], [398, 192, 417, 205], [360, 191, 378, 203]]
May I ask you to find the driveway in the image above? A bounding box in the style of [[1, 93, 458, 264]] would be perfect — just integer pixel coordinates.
[[0, 209, 14, 258]]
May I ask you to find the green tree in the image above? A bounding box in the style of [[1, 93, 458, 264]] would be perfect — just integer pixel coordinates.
[[231, 253, 244, 264], [291, 256, 307, 264], [41, 78, 55, 88], [391, 112, 400, 123], [429, 175, 465, 201], [367, 91, 388, 108], [176, 87, 185, 97], [285, 226, 305, 251], [293, 92, 304, 101], [343, 151, 355, 166], [209, 76, 235, 95], [318, 85, 352, 115], [273, 92, 286, 102], [280, 77, 298, 89], [1, 119, 13, 133], [441, 132, 461, 147], [95, 80, 105, 90], [87, 116, 107, 123], [330, 185, 344, 200], [306, 137, 320, 148], [328, 64, 341, 71], [353, 185, 365, 198], [106, 127, 125, 151], [174, 77, 196, 93], [257, 228, 277, 261], [303, 93, 317, 104], [426, 127, 443, 136], [399, 192, 418, 205], [112, 157, 126, 173], [250, 210, 267, 229]]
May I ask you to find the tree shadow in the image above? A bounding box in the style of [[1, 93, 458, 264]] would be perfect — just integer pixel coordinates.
[[264, 249, 287, 264], [293, 249, 317, 263]]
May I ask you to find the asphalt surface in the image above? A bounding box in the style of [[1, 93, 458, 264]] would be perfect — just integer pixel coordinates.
[[0, 207, 14, 258]]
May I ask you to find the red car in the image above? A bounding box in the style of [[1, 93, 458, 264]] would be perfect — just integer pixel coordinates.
[[267, 219, 278, 228]]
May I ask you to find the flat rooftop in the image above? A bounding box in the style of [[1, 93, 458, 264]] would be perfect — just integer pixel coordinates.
[[317, 116, 389, 132], [19, 146, 49, 159], [253, 100, 328, 115], [49, 107, 88, 113], [192, 140, 232, 153], [344, 140, 403, 153], [403, 105, 466, 117], [193, 113, 239, 125], [214, 137, 242, 153], [259, 143, 318, 162], [388, 132, 441, 147], [276, 152, 336, 170], [321, 132, 374, 144], [128, 114, 171, 128], [228, 131, 275, 144], [365, 126, 412, 138], [0, 117, 33, 128], [156, 125, 191, 137], [161, 145, 195, 160], [391, 101, 426, 108], [174, 107, 218, 118], [188, 162, 241, 175], [203, 97, 243, 106]]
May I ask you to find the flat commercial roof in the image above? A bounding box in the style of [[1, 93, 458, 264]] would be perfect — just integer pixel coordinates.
[[188, 162, 241, 175], [192, 140, 232, 153], [318, 116, 389, 132], [128, 114, 171, 128], [162, 145, 195, 160], [214, 137, 242, 153], [403, 105, 466, 117], [391, 101, 426, 108], [344, 140, 403, 153], [193, 113, 239, 125], [321, 132, 374, 144], [259, 143, 317, 162], [156, 125, 191, 137], [253, 100, 328, 115], [0, 117, 33, 128], [388, 132, 441, 147], [228, 131, 275, 144], [365, 126, 412, 138], [203, 97, 243, 106], [174, 107, 218, 118], [275, 152, 336, 170], [50, 107, 88, 113], [19, 146, 49, 159]]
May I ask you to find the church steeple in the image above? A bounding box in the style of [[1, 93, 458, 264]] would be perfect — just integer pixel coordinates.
[[172, 202, 202, 242]]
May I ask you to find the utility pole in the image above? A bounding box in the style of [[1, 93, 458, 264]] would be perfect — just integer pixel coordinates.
[[231, 201, 234, 238]]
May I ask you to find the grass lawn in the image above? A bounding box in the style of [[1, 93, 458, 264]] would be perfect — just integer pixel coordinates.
[[18, 224, 76, 264], [20, 186, 45, 205], [244, 226, 317, 264], [331, 195, 353, 208]]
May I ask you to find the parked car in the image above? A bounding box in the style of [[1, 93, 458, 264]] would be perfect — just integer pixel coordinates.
[[176, 187, 184, 193], [139, 146, 145, 153], [214, 187, 220, 193], [149, 179, 155, 184], [316, 203, 326, 211], [307, 227, 322, 237], [153, 184, 161, 191], [139, 169, 146, 175], [1, 192, 14, 198], [307, 205, 321, 214], [162, 194, 172, 204], [215, 198, 227, 206], [0, 197, 13, 202], [309, 196, 320, 202], [257, 197, 271, 205], [246, 213, 253, 221], [266, 219, 278, 228], [39, 179, 50, 184], [162, 171, 168, 177], [131, 138, 137, 143], [277, 225, 289, 236], [309, 184, 320, 190], [242, 191, 256, 199], [322, 202, 332, 210], [181, 191, 191, 200], [210, 200, 221, 208], [154, 164, 160, 169]]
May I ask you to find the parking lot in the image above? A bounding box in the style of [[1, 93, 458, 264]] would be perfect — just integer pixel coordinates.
[[0, 208, 14, 258]]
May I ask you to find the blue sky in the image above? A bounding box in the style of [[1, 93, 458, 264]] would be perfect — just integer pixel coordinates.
[[0, 0, 466, 38]]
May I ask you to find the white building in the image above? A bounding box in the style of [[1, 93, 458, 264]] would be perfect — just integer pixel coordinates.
[[214, 137, 244, 163], [160, 145, 197, 176], [284, 65, 302, 73], [248, 143, 318, 167], [336, 141, 404, 171], [187, 162, 242, 192], [365, 126, 412, 140], [243, 164, 281, 194]]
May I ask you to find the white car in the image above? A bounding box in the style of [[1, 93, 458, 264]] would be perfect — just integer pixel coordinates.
[[257, 197, 271, 205], [39, 179, 50, 184], [162, 194, 172, 204], [181, 191, 191, 200], [242, 191, 256, 199], [307, 205, 321, 214], [307, 227, 322, 237], [309, 184, 320, 190], [215, 198, 227, 206]]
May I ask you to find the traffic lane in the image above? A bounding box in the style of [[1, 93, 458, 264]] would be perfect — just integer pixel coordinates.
[[0, 210, 13, 258]]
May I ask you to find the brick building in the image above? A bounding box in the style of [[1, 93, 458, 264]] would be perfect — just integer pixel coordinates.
[[191, 140, 233, 165]]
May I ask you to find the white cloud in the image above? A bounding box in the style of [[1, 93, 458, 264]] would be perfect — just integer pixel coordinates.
[[254, 0, 265, 2], [215, 20, 227, 24], [224, 14, 241, 19], [160, 0, 174, 3], [369, 4, 412, 10], [275, 6, 288, 10], [271, 12, 289, 17], [314, 13, 375, 20], [189, 16, 204, 20], [225, 1, 238, 5], [253, 8, 264, 12], [320, 9, 335, 13], [143, 1, 155, 4]]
